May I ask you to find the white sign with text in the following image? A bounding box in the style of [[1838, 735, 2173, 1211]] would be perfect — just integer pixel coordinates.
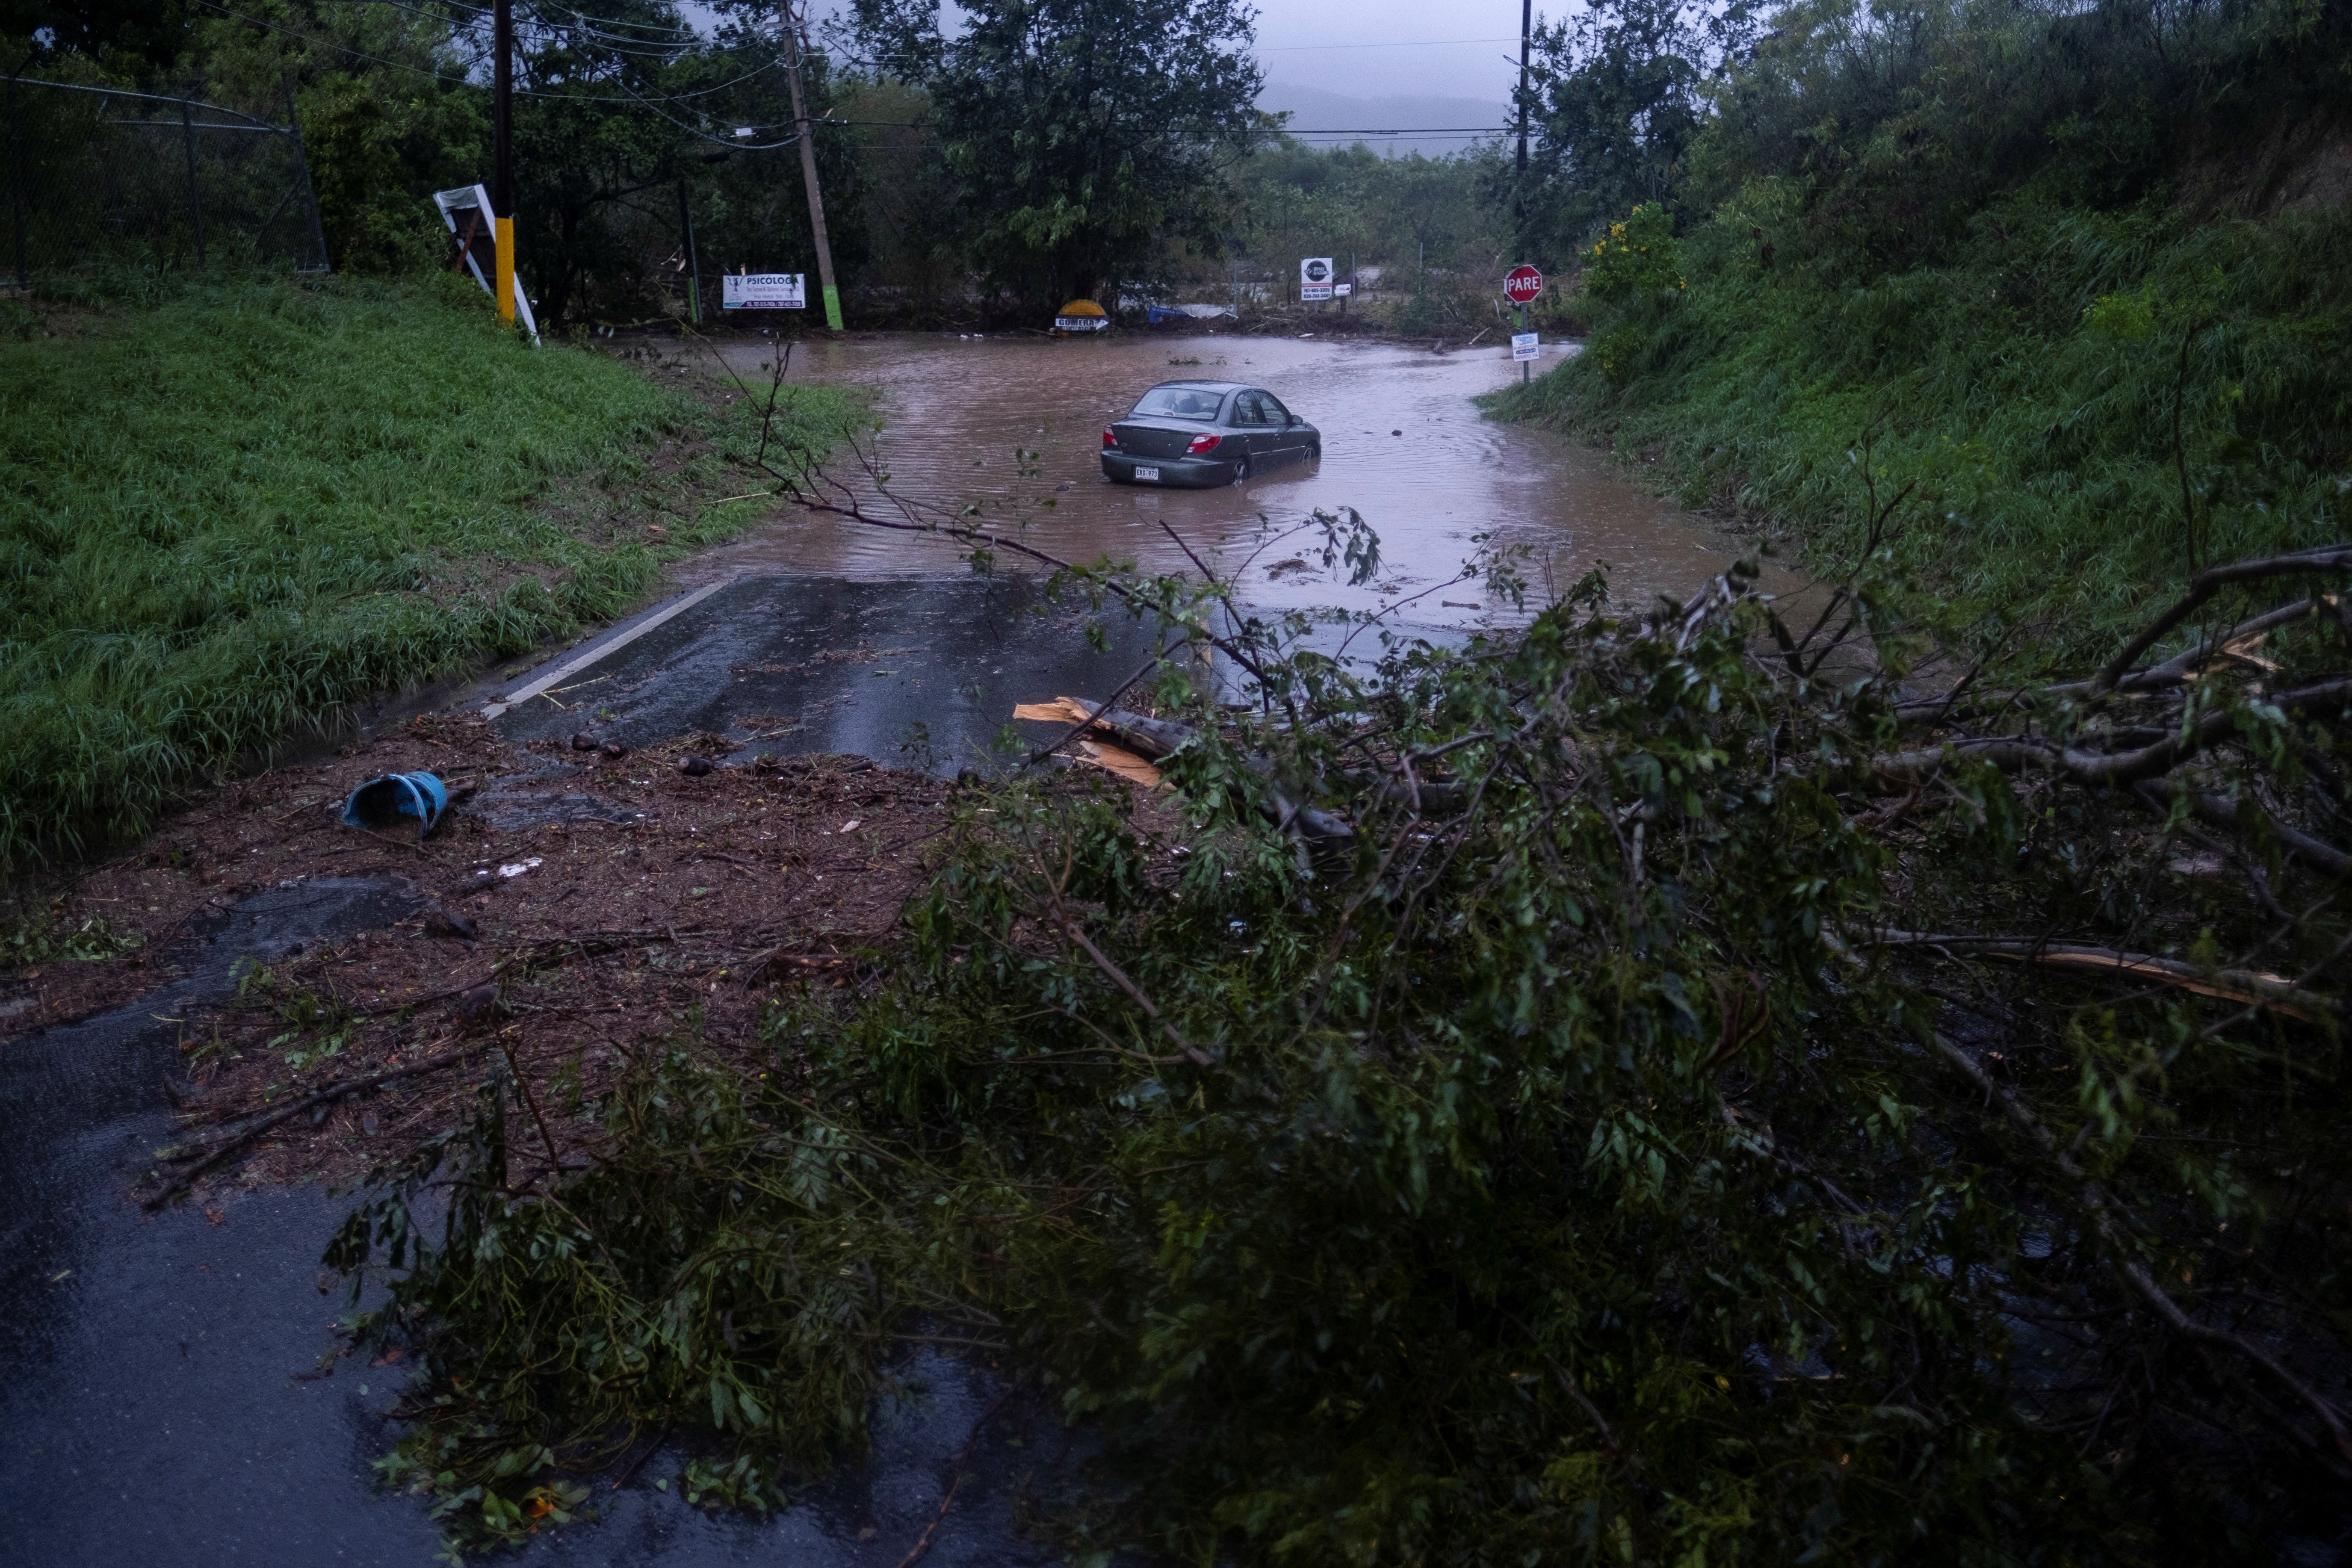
[[722, 272, 807, 310]]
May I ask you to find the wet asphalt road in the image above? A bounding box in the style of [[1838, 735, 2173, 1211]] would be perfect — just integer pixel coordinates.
[[486, 574, 1174, 771], [0, 879, 1061, 1566]]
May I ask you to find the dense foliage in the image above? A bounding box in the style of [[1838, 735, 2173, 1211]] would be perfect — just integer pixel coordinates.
[[1515, 0, 1749, 259], [1496, 0, 2352, 642], [334, 489, 2352, 1561], [6, 0, 872, 320], [847, 0, 1269, 310]]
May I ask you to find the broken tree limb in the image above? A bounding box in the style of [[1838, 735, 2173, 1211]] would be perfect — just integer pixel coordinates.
[[145, 1041, 485, 1210], [1875, 675, 2352, 790], [1021, 654, 1164, 768], [2092, 546, 2352, 697], [1044, 897, 1213, 1068], [1867, 929, 2334, 1022], [1041, 699, 1359, 843], [1894, 594, 2339, 723], [2139, 779, 2352, 879]]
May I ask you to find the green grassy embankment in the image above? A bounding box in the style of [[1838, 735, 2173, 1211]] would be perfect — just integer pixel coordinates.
[[1490, 198, 2352, 642], [0, 272, 855, 868]]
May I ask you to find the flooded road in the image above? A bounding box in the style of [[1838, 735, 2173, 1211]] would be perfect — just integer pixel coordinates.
[[697, 332, 1763, 624]]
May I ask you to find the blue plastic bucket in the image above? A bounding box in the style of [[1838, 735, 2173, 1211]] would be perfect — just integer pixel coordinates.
[[340, 772, 450, 838]]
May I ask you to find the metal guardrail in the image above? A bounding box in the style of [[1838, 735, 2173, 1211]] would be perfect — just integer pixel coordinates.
[[4, 72, 329, 285]]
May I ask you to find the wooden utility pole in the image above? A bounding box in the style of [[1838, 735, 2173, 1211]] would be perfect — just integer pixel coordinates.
[[493, 0, 515, 321], [1515, 0, 1531, 238], [780, 0, 842, 330]]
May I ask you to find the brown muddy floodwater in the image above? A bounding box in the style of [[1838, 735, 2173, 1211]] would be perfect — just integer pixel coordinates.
[[694, 332, 1772, 630]]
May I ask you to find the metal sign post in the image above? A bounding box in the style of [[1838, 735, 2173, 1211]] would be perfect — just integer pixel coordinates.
[[1503, 265, 1544, 383]]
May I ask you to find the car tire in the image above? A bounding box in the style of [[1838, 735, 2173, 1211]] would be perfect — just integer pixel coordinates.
[[1229, 458, 1250, 486]]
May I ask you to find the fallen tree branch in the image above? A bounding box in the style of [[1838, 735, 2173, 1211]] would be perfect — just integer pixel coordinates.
[[2093, 548, 2352, 697], [1051, 907, 1213, 1067], [1058, 700, 1359, 843], [1893, 596, 2335, 723], [1867, 929, 2334, 1022], [892, 1386, 1015, 1568], [1022, 655, 1164, 768], [1875, 675, 2352, 789], [2141, 780, 2352, 879], [145, 1042, 485, 1210]]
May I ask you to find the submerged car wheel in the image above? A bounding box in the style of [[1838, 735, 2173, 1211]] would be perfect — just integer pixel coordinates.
[[1229, 458, 1251, 486]]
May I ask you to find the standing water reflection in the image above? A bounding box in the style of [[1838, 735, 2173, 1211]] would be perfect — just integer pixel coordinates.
[[697, 333, 1769, 625]]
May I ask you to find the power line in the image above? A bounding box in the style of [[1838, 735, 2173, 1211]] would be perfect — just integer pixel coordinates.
[[200, 0, 789, 106], [1258, 36, 1518, 50], [608, 71, 804, 148]]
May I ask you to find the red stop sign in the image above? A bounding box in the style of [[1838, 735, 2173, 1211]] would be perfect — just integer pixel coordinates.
[[1503, 265, 1544, 304]]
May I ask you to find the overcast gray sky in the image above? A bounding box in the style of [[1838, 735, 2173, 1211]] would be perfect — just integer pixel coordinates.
[[770, 2, 1544, 106], [1240, 0, 1536, 101]]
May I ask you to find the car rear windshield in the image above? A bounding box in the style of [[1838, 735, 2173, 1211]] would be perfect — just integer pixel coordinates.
[[1130, 387, 1226, 420]]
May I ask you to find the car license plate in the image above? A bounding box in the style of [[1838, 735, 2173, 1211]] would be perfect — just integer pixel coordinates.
[[1134, 465, 1160, 482]]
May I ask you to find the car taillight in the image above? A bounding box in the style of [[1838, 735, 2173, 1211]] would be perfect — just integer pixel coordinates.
[[1102, 426, 1118, 449], [1187, 433, 1221, 454]]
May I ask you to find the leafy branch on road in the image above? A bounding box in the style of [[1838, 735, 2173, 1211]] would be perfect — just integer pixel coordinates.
[[335, 407, 2352, 1562]]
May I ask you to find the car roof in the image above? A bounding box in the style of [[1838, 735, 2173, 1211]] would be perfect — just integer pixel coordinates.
[[1144, 380, 1252, 395]]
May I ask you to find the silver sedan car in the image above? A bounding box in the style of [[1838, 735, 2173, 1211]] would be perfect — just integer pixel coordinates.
[[1100, 381, 1322, 488]]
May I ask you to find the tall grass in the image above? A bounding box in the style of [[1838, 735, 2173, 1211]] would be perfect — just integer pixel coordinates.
[[1491, 198, 2352, 642], [0, 271, 854, 868]]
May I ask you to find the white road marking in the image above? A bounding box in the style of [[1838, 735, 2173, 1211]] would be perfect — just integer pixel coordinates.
[[480, 578, 735, 720]]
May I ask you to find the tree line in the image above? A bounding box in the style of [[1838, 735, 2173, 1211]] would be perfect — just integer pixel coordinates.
[[10, 0, 2347, 327]]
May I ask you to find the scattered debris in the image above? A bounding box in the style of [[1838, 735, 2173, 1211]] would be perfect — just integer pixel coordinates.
[[5, 713, 965, 1193]]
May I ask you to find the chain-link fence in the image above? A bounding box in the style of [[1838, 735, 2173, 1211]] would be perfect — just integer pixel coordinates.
[[3, 74, 329, 285]]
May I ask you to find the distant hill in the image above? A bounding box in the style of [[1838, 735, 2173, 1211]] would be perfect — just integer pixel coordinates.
[[1256, 83, 1511, 160]]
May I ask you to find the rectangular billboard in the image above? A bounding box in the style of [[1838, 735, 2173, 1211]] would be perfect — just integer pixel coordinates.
[[723, 272, 807, 310]]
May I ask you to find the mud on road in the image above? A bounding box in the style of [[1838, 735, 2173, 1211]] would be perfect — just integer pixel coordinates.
[[3, 714, 983, 1196]]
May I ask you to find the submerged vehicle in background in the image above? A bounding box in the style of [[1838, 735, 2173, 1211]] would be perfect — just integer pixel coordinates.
[[1101, 381, 1321, 488]]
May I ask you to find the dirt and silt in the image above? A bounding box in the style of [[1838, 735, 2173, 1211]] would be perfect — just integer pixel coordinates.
[[3, 718, 941, 1196]]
